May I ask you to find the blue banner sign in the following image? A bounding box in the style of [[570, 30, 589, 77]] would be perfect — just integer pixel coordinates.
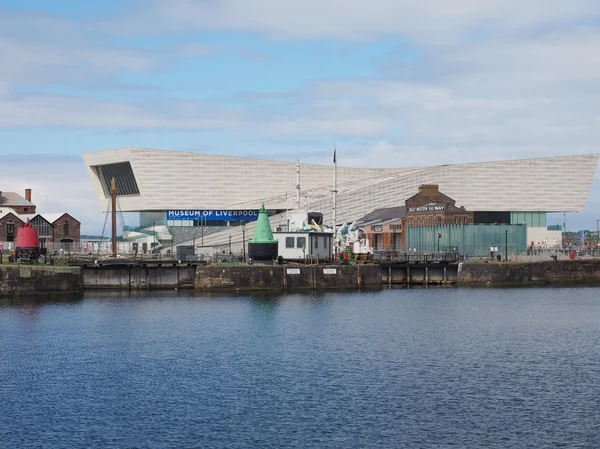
[[167, 210, 259, 221]]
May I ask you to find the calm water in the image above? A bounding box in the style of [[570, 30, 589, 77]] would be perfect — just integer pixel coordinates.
[[1, 288, 599, 448]]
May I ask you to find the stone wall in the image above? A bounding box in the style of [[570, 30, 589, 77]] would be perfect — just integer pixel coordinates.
[[457, 260, 600, 285], [83, 265, 196, 290], [195, 264, 382, 291], [0, 265, 83, 296]]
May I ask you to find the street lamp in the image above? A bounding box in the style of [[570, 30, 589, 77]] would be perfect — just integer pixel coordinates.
[[153, 221, 156, 254], [563, 212, 566, 251], [437, 232, 441, 253], [241, 221, 246, 262]]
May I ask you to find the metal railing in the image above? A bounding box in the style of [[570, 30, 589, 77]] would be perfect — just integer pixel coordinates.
[[370, 251, 464, 264]]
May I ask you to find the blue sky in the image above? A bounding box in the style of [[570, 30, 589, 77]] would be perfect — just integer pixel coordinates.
[[1, 0, 600, 234]]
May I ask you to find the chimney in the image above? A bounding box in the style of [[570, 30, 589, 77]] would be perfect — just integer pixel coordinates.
[[25, 188, 32, 202], [418, 184, 439, 195]]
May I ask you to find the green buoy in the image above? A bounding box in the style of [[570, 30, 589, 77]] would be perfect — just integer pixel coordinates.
[[248, 203, 279, 263]]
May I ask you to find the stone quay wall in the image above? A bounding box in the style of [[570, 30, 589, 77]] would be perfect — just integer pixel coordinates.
[[457, 260, 600, 286], [195, 264, 382, 291], [0, 265, 83, 296], [83, 265, 197, 290]]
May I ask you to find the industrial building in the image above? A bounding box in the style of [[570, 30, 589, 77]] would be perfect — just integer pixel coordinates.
[[82, 148, 599, 256], [0, 189, 80, 250]]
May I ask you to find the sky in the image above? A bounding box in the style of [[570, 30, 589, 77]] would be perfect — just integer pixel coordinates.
[[1, 0, 600, 234]]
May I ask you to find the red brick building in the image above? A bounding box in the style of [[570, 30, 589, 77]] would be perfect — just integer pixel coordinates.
[[357, 206, 406, 251], [51, 213, 81, 246], [405, 185, 473, 227], [1, 188, 80, 249], [0, 189, 36, 215], [0, 212, 25, 243]]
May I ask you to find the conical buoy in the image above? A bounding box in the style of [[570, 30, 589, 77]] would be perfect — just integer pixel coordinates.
[[247, 203, 279, 264]]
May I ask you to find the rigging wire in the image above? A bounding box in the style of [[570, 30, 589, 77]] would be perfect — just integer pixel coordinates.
[[98, 197, 111, 257]]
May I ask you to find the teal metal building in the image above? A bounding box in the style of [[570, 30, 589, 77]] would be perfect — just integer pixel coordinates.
[[406, 224, 528, 257]]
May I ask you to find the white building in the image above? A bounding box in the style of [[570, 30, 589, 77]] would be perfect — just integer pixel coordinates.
[[273, 232, 333, 262], [82, 148, 599, 253]]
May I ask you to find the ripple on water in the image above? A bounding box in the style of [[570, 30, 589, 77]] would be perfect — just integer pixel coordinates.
[[0, 287, 599, 448]]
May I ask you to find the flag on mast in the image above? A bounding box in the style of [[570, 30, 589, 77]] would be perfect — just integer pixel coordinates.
[[333, 147, 337, 164]]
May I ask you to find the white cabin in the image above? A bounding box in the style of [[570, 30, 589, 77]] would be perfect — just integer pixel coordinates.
[[273, 231, 333, 262]]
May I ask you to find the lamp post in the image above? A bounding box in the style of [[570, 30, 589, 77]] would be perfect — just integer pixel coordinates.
[[437, 232, 441, 253], [242, 222, 246, 262], [192, 231, 196, 261], [563, 212, 566, 251], [153, 221, 156, 254], [505, 229, 508, 262]]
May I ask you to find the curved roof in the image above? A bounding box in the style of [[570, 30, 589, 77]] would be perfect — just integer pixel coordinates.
[[83, 148, 600, 224]]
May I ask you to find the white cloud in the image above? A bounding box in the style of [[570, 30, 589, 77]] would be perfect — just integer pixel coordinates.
[[139, 0, 600, 43], [0, 94, 240, 128], [1, 156, 107, 235], [0, 25, 156, 92]]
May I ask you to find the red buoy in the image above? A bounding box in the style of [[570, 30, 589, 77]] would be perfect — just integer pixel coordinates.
[[16, 220, 40, 250]]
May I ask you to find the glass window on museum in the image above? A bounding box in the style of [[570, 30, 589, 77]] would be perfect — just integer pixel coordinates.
[[437, 216, 442, 225], [297, 237, 306, 248], [286, 237, 294, 248]]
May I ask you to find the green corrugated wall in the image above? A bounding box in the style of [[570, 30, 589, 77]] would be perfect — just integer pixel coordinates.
[[406, 224, 527, 256]]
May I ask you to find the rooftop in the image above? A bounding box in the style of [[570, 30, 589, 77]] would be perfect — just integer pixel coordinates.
[[0, 192, 34, 208], [357, 206, 406, 224]]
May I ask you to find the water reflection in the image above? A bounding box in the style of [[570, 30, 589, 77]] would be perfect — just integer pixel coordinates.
[[0, 293, 84, 308], [1, 287, 599, 448]]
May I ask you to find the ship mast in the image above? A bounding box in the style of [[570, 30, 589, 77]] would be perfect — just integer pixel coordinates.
[[295, 159, 301, 210], [111, 177, 118, 258], [332, 148, 337, 255]]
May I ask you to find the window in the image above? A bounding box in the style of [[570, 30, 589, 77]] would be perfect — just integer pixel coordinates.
[[63, 222, 70, 237], [7, 222, 15, 241], [314, 236, 318, 249], [437, 216, 442, 225], [390, 224, 402, 231], [324, 237, 328, 249], [24, 208, 28, 212], [32, 217, 52, 237], [286, 237, 294, 248], [297, 237, 306, 248], [95, 162, 140, 197]]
